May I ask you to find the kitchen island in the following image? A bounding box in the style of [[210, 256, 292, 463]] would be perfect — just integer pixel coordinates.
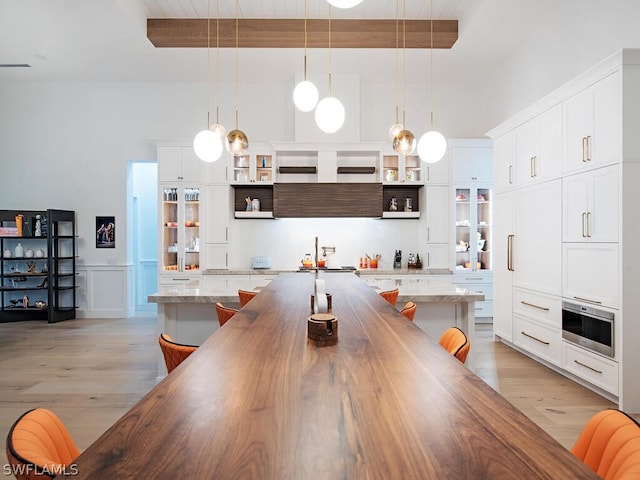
[[149, 271, 483, 378]]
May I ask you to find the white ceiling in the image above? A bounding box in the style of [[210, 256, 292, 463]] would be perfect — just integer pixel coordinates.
[[0, 0, 552, 85]]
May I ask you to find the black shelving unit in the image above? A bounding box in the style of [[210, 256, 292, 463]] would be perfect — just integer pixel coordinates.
[[0, 209, 77, 323]]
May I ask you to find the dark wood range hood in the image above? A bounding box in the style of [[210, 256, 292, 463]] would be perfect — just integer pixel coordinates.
[[273, 183, 382, 218]]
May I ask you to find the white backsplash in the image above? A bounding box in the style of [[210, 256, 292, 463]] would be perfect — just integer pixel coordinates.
[[228, 217, 422, 270]]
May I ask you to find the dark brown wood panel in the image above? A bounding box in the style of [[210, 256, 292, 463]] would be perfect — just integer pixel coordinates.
[[274, 182, 382, 217], [147, 18, 458, 49], [73, 273, 599, 479]]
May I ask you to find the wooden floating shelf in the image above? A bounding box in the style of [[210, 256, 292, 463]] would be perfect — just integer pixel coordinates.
[[278, 166, 317, 174], [337, 167, 376, 174]]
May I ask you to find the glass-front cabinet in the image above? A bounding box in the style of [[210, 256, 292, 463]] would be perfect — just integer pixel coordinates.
[[382, 154, 423, 184], [161, 186, 200, 273], [231, 149, 274, 184], [454, 187, 492, 272]]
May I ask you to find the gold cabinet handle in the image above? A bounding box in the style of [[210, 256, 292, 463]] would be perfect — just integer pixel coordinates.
[[582, 137, 588, 162], [508, 165, 513, 184], [581, 212, 587, 238], [574, 359, 602, 374], [573, 296, 602, 305], [586, 212, 592, 238], [586, 135, 591, 162], [521, 331, 550, 345], [520, 300, 550, 311], [507, 234, 515, 272]]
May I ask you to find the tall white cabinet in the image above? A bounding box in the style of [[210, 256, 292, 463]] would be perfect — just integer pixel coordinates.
[[488, 49, 640, 412]]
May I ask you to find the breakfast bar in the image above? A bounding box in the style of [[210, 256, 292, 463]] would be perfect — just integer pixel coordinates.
[[148, 271, 485, 377], [77, 273, 597, 479]]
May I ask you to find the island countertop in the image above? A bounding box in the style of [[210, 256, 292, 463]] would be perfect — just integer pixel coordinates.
[[148, 273, 483, 305]]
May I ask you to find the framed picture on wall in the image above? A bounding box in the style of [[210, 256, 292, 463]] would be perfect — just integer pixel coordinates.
[[96, 216, 115, 248]]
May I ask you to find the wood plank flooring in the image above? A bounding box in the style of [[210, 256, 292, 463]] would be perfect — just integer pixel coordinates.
[[0, 312, 628, 476]]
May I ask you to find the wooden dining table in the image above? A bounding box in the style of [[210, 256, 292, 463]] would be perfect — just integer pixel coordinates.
[[73, 273, 598, 479]]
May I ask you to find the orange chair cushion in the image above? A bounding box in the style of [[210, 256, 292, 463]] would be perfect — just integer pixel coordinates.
[[379, 288, 399, 307], [400, 301, 416, 321], [6, 408, 79, 479], [238, 289, 258, 307], [438, 327, 470, 364], [572, 409, 640, 480], [158, 333, 198, 374], [216, 302, 238, 327]]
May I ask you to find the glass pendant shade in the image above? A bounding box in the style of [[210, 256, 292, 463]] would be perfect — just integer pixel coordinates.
[[193, 129, 224, 162], [210, 123, 226, 141], [388, 123, 404, 141], [418, 130, 447, 163], [393, 129, 416, 155], [293, 80, 319, 112], [315, 96, 345, 134], [226, 129, 249, 156], [327, 0, 364, 8]]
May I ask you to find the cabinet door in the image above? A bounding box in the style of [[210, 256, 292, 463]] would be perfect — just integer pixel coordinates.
[[158, 147, 181, 182], [423, 244, 450, 269], [563, 243, 618, 308], [425, 186, 449, 243], [536, 104, 563, 180], [593, 71, 622, 168], [204, 244, 228, 269], [425, 155, 450, 184], [564, 87, 594, 173], [494, 132, 515, 191], [204, 185, 229, 244], [493, 191, 514, 342], [514, 180, 562, 295], [589, 164, 618, 242], [204, 154, 230, 184], [515, 118, 536, 185], [452, 147, 492, 183], [562, 172, 590, 242], [180, 148, 204, 183]]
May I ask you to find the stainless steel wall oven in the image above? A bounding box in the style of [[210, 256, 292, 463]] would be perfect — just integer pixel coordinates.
[[562, 301, 614, 357]]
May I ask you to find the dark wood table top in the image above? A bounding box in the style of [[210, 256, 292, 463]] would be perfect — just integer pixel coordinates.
[[74, 273, 598, 479]]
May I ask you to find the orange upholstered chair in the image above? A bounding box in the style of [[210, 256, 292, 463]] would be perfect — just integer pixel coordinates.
[[158, 333, 197, 374], [238, 289, 258, 307], [6, 408, 80, 480], [379, 288, 399, 307], [572, 409, 640, 480], [400, 301, 416, 321], [216, 302, 238, 328], [438, 327, 470, 364]]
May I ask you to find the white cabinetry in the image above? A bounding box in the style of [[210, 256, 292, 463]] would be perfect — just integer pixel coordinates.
[[424, 185, 450, 269], [563, 165, 618, 243], [451, 141, 493, 183], [488, 50, 640, 411], [515, 105, 562, 185], [563, 71, 621, 173], [513, 180, 562, 295], [493, 191, 514, 341], [203, 185, 230, 269], [158, 146, 203, 183], [494, 131, 515, 191]]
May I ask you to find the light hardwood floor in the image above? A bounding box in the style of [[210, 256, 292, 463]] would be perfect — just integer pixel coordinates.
[[0, 312, 625, 476]]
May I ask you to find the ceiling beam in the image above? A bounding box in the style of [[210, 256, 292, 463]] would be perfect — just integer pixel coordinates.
[[147, 18, 458, 49]]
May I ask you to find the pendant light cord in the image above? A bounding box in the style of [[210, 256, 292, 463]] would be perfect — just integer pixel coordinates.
[[328, 5, 332, 96], [234, 0, 239, 129], [429, 0, 435, 130], [303, 0, 308, 81], [206, 0, 211, 127], [402, 0, 407, 126], [394, 0, 399, 124], [215, 0, 220, 124]]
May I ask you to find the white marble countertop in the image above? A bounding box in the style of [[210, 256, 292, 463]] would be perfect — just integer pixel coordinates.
[[149, 272, 483, 304], [202, 268, 453, 276]]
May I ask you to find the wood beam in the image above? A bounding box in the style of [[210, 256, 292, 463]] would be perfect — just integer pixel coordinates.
[[147, 18, 458, 49]]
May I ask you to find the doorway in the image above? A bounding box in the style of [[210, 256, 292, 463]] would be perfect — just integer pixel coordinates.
[[130, 161, 158, 312]]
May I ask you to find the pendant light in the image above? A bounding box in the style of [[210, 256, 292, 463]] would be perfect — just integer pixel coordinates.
[[388, 0, 403, 140], [326, 0, 364, 8], [392, 0, 416, 155], [315, 5, 345, 134], [193, 0, 223, 162], [417, 0, 447, 164], [226, 0, 249, 156], [293, 0, 319, 112]]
